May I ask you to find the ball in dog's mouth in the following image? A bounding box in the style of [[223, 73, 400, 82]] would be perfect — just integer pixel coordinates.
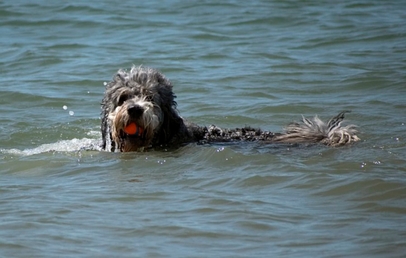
[[123, 122, 144, 136]]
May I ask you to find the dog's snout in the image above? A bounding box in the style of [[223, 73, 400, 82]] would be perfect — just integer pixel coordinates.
[[128, 105, 144, 118]]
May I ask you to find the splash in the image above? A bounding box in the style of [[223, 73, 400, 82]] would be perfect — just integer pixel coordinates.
[[1, 138, 101, 156]]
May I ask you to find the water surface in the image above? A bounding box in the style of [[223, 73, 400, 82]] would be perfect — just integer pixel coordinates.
[[1, 1, 406, 257]]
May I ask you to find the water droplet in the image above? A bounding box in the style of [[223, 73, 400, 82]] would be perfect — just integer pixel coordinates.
[[69, 111, 74, 116], [216, 147, 225, 152], [63, 105, 67, 110]]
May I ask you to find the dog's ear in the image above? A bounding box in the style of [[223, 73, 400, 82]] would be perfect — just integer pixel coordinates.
[[153, 81, 185, 145], [100, 70, 128, 152]]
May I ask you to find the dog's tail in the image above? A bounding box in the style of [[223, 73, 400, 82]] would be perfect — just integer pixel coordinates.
[[273, 111, 360, 146]]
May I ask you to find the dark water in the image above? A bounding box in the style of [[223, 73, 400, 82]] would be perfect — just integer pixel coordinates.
[[1, 1, 406, 257]]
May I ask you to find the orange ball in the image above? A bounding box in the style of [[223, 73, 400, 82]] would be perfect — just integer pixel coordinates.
[[124, 122, 142, 135]]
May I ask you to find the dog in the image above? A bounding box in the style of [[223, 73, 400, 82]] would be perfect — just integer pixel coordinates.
[[101, 66, 359, 152]]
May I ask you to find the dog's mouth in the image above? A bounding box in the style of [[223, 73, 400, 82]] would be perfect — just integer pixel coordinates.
[[118, 122, 150, 152]]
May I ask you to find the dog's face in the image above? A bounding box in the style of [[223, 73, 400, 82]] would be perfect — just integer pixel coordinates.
[[101, 67, 178, 152], [107, 86, 162, 152]]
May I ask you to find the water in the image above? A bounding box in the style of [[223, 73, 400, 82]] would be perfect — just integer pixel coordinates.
[[1, 0, 406, 257]]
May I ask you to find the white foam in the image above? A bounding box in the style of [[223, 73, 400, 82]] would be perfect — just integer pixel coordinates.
[[1, 138, 101, 156]]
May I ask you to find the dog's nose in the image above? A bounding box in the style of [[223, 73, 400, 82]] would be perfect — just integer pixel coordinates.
[[127, 105, 144, 118]]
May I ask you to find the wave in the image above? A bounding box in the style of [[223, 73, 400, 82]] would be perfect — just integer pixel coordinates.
[[1, 138, 101, 156]]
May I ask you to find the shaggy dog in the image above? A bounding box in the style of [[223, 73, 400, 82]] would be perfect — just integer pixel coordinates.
[[101, 66, 359, 152]]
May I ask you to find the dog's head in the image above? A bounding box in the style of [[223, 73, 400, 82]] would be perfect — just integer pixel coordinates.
[[101, 66, 183, 152]]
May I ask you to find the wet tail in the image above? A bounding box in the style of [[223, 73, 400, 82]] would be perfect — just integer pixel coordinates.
[[274, 111, 360, 146]]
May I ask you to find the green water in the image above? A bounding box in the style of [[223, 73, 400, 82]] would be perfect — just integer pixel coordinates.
[[1, 1, 406, 257]]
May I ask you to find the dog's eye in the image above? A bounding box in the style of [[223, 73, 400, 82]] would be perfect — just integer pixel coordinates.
[[117, 95, 129, 106], [145, 95, 154, 102]]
